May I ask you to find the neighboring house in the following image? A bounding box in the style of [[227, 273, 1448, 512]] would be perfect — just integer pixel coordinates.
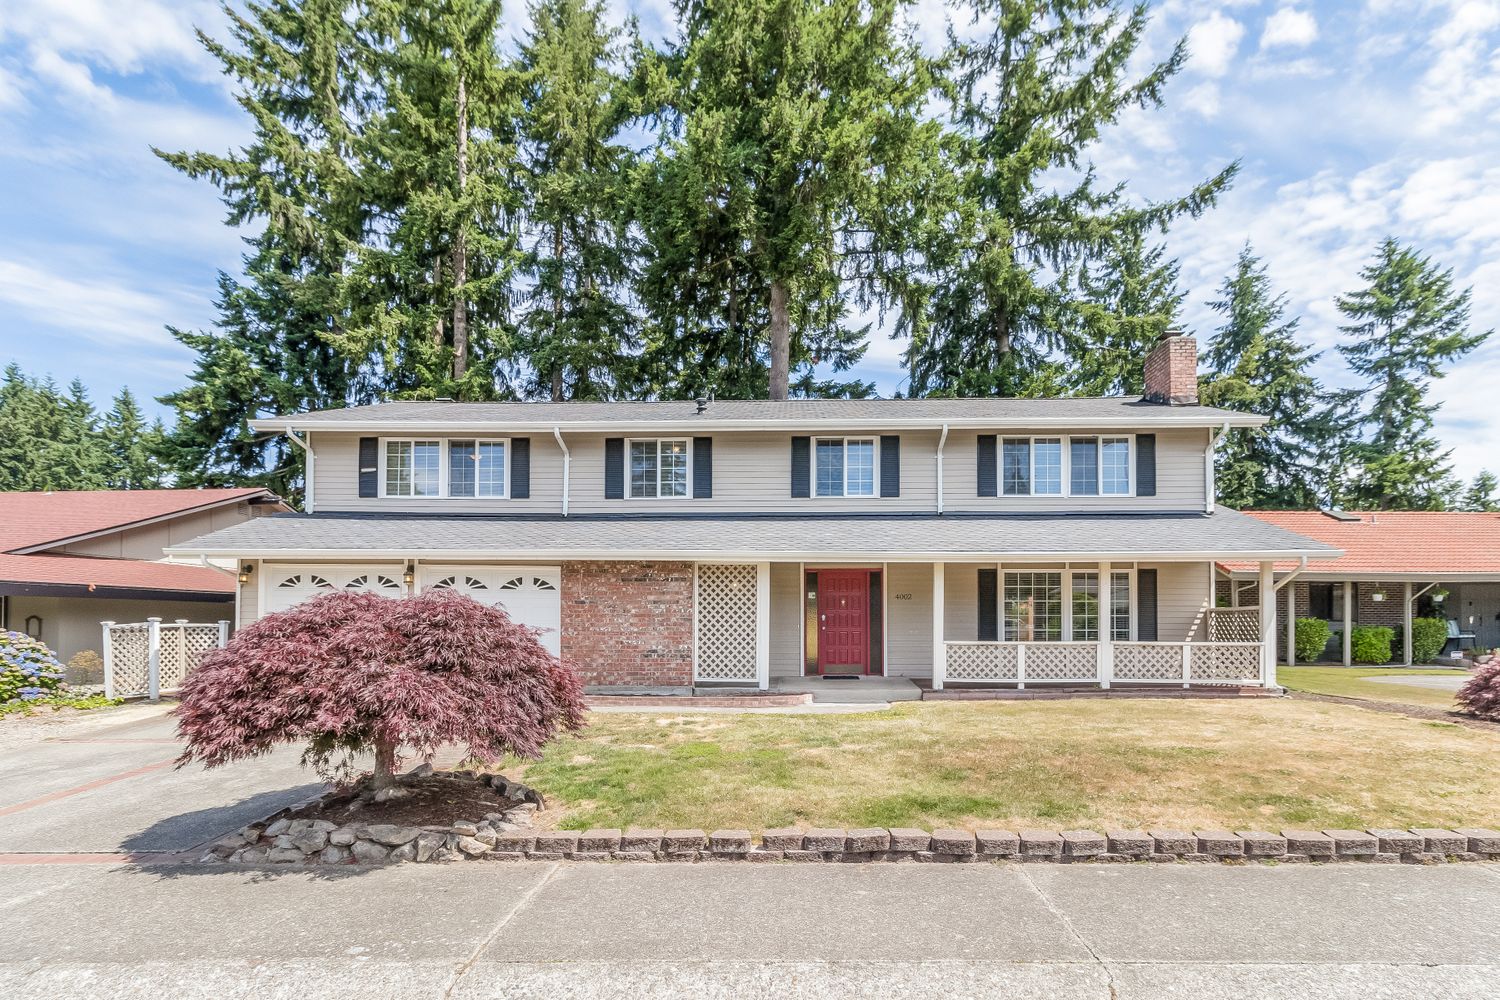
[[170, 334, 1338, 693], [0, 488, 289, 662], [1220, 510, 1500, 665]]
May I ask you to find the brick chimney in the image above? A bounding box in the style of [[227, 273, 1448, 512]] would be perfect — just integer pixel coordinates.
[[1142, 329, 1198, 405]]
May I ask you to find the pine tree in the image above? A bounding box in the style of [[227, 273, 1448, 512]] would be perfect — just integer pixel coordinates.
[[346, 0, 524, 399], [0, 366, 113, 491], [1069, 232, 1184, 396], [515, 0, 638, 400], [1463, 471, 1499, 512], [906, 0, 1235, 396], [100, 388, 166, 489], [636, 0, 933, 400], [1337, 238, 1491, 510], [1199, 245, 1325, 509]]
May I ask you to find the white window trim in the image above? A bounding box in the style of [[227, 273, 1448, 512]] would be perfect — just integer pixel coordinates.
[[377, 436, 510, 500], [992, 433, 1137, 499], [447, 438, 511, 500], [813, 436, 879, 498], [626, 437, 693, 500]]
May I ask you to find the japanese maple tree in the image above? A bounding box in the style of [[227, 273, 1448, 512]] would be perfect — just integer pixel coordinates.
[[1457, 661, 1500, 722], [176, 589, 586, 788]]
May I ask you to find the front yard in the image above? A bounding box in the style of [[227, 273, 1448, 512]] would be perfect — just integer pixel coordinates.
[[509, 699, 1500, 834], [1278, 666, 1470, 709]]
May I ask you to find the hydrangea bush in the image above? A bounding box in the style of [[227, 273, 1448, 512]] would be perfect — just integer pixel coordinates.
[[1, 630, 67, 703]]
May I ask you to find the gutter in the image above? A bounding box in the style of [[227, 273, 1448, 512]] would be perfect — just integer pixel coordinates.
[[283, 425, 316, 514], [935, 424, 949, 514], [552, 426, 570, 517]]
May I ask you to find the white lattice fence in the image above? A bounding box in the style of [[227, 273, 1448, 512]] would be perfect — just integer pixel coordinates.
[[1113, 643, 1186, 682], [1189, 643, 1262, 684], [103, 618, 228, 699], [694, 564, 759, 683], [1208, 608, 1261, 642], [945, 642, 1019, 682], [1020, 642, 1098, 682]]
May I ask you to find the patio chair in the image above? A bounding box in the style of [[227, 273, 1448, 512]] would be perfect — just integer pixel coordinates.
[[1444, 618, 1477, 655]]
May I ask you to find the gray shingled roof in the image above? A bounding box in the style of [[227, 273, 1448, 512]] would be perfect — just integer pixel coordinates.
[[250, 396, 1264, 432], [169, 509, 1337, 561]]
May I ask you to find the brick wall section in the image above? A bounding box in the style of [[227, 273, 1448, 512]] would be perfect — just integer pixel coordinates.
[[560, 561, 695, 687], [1142, 334, 1198, 405]]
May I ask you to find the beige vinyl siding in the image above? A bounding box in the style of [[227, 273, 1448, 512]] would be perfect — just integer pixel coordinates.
[[1149, 561, 1214, 642], [769, 562, 804, 677], [59, 503, 261, 559], [885, 562, 933, 677], [943, 563, 980, 642], [312, 431, 565, 514], [942, 427, 1207, 512], [239, 560, 260, 628]]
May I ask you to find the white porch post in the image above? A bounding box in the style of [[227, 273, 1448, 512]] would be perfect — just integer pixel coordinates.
[[1258, 562, 1276, 687], [756, 562, 771, 690], [1285, 583, 1296, 667], [146, 616, 162, 702], [1097, 560, 1112, 689], [931, 563, 946, 691], [1402, 581, 1413, 666], [1342, 581, 1353, 666], [101, 621, 115, 701]]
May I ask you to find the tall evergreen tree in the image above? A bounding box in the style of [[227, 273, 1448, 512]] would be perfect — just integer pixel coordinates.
[[100, 388, 167, 489], [1336, 238, 1491, 510], [636, 0, 933, 399], [1199, 245, 1325, 509], [1068, 232, 1183, 396], [906, 0, 1235, 396], [515, 0, 638, 400], [1463, 471, 1499, 512], [0, 365, 114, 491]]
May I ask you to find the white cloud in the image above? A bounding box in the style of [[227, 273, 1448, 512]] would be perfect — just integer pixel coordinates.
[[1181, 82, 1223, 118], [1186, 13, 1245, 77], [0, 257, 200, 349], [1260, 8, 1319, 50], [0, 0, 216, 75]]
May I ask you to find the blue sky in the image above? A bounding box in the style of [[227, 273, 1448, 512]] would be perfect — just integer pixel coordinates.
[[1, 0, 1497, 484]]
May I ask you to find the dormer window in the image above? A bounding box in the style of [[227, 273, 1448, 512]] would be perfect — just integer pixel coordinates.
[[629, 439, 690, 498]]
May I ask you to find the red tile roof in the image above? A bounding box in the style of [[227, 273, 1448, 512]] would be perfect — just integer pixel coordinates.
[[0, 488, 270, 553], [1221, 511, 1500, 576], [0, 488, 274, 596]]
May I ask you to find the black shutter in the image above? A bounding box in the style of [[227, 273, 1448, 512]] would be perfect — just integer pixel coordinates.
[[977, 568, 998, 641], [869, 570, 884, 675], [604, 438, 624, 499], [1137, 569, 1158, 641], [790, 436, 811, 498], [1136, 434, 1156, 497], [693, 437, 713, 498], [977, 434, 997, 497], [879, 435, 900, 497], [510, 438, 530, 499], [358, 437, 378, 498]]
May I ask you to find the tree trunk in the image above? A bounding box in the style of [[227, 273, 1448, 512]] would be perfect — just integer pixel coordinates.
[[372, 735, 398, 790], [451, 70, 469, 382], [769, 278, 790, 400], [551, 222, 565, 401]]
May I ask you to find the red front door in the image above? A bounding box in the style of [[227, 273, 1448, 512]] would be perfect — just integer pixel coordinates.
[[818, 570, 870, 673]]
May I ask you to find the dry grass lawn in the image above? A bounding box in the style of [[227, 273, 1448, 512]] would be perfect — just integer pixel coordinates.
[[1278, 666, 1470, 709], [509, 699, 1500, 834]]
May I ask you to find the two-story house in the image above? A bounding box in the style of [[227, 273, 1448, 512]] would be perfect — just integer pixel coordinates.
[[170, 334, 1339, 693]]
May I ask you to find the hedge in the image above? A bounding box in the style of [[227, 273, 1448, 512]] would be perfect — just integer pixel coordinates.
[[1410, 617, 1448, 663], [1350, 625, 1395, 665], [1293, 618, 1331, 662]]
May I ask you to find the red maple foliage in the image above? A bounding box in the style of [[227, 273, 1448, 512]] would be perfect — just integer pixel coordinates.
[[175, 589, 586, 787], [1457, 662, 1500, 721]]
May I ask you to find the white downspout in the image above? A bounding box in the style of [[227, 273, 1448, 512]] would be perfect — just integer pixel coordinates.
[[552, 426, 570, 517], [935, 423, 949, 514], [284, 426, 315, 513], [1205, 422, 1229, 515]]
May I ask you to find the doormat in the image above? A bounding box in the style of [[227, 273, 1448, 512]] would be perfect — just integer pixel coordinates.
[[820, 674, 861, 680]]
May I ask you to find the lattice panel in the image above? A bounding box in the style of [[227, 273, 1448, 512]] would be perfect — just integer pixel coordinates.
[[158, 624, 221, 692], [1208, 608, 1261, 642], [1021, 643, 1098, 681], [106, 624, 151, 698], [694, 564, 758, 682], [1190, 644, 1261, 683], [945, 643, 1019, 682], [1113, 643, 1185, 681]]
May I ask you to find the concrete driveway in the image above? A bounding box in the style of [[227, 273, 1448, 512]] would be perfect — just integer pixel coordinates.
[[0, 703, 322, 856], [0, 860, 1497, 998]]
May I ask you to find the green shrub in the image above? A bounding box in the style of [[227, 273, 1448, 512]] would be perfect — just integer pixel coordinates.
[[1350, 625, 1395, 665], [1409, 617, 1448, 663], [1, 630, 67, 703], [1294, 618, 1332, 661]]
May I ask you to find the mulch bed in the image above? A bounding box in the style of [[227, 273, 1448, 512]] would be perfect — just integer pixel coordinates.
[[1288, 691, 1500, 733], [286, 774, 520, 828]]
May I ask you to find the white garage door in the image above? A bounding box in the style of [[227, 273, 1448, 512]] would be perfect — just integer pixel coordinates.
[[263, 564, 406, 614], [417, 565, 562, 655]]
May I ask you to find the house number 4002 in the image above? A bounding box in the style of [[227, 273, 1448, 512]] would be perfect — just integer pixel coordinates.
[[892, 592, 913, 600]]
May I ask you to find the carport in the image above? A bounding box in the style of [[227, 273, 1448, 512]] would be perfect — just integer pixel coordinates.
[[1218, 510, 1500, 666]]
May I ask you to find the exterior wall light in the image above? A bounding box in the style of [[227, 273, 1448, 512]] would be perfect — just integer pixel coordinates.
[[403, 564, 415, 589], [238, 564, 253, 584]]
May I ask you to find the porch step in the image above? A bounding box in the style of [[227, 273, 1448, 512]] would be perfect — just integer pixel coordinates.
[[920, 684, 1277, 701], [586, 692, 814, 708], [769, 676, 924, 704]]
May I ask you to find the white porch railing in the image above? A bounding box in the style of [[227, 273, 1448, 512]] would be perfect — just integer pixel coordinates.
[[941, 640, 1264, 689], [102, 617, 229, 700]]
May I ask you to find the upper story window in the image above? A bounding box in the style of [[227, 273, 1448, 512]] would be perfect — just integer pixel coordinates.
[[1002, 438, 1063, 496], [381, 437, 508, 498], [1069, 436, 1131, 496], [815, 437, 876, 497], [629, 439, 689, 498]]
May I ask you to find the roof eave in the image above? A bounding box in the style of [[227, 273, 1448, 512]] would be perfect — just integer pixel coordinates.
[[250, 414, 1268, 434]]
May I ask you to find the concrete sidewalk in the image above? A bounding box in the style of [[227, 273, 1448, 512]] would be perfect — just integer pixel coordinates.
[[1, 859, 1496, 999]]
